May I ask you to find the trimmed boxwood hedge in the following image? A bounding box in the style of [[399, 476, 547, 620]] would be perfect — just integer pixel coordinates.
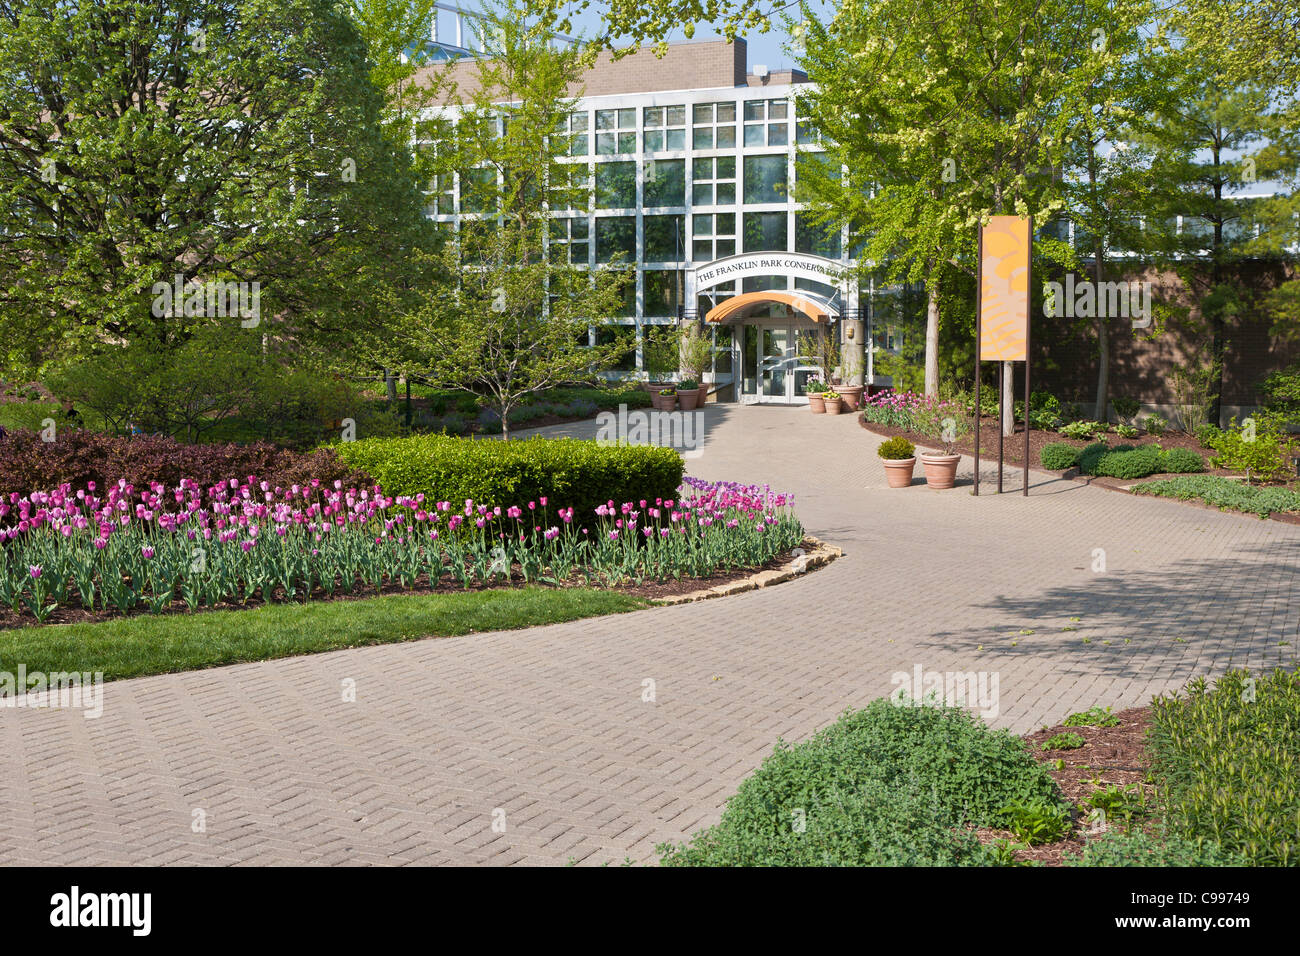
[[1065, 442, 1206, 480], [1040, 443, 1081, 470], [335, 434, 684, 522]]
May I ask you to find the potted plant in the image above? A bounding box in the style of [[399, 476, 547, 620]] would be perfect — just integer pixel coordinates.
[[680, 325, 713, 406], [878, 436, 917, 488], [822, 385, 844, 415], [806, 377, 827, 413], [642, 326, 679, 393], [677, 378, 700, 411], [655, 387, 678, 411], [832, 354, 865, 410], [915, 400, 970, 489]]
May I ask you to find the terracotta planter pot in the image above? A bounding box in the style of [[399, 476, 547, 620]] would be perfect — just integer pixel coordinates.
[[920, 452, 961, 489], [808, 394, 826, 414], [697, 383, 709, 406], [882, 457, 917, 488], [823, 396, 843, 415], [655, 393, 678, 411], [832, 385, 864, 410], [677, 389, 699, 411]]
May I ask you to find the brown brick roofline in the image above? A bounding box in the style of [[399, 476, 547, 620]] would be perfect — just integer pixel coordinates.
[[411, 37, 810, 104]]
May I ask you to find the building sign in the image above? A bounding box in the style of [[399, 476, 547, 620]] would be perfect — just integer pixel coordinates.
[[693, 252, 847, 292], [978, 216, 1031, 362]]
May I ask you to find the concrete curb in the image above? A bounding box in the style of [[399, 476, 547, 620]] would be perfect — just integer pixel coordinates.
[[649, 535, 841, 606]]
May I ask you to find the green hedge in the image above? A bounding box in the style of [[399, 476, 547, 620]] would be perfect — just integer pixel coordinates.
[[1066, 829, 1245, 866], [1069, 442, 1206, 480], [658, 699, 1065, 866], [334, 434, 684, 523], [1040, 443, 1081, 470], [1147, 668, 1300, 866]]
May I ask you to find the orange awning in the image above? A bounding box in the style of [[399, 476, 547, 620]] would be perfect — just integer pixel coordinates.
[[704, 290, 838, 324]]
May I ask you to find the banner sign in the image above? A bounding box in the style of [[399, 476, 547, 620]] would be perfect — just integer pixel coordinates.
[[978, 216, 1031, 362]]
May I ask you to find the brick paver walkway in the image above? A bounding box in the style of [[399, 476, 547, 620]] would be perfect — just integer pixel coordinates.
[[2, 405, 1296, 865]]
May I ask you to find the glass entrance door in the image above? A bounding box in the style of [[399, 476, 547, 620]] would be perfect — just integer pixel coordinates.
[[754, 324, 821, 403]]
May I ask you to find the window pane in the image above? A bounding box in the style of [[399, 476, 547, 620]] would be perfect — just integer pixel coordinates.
[[693, 103, 713, 123], [643, 107, 663, 127], [743, 211, 787, 252], [796, 215, 841, 258], [717, 126, 736, 148], [693, 214, 712, 236], [645, 270, 684, 315], [596, 132, 616, 155], [716, 102, 736, 123], [744, 155, 787, 204], [595, 217, 636, 263], [667, 105, 686, 126], [595, 161, 636, 208], [716, 156, 736, 179], [666, 128, 685, 150], [693, 239, 713, 260], [596, 110, 616, 130], [769, 100, 788, 119], [617, 132, 636, 152], [570, 112, 588, 131], [693, 127, 714, 149], [715, 182, 735, 204], [644, 130, 664, 151], [744, 101, 764, 121], [644, 215, 685, 260], [716, 239, 735, 257], [569, 134, 588, 156], [769, 123, 788, 146], [693, 183, 713, 205], [743, 124, 765, 147], [692, 158, 712, 180], [644, 158, 685, 206], [717, 212, 735, 234], [618, 108, 635, 128]]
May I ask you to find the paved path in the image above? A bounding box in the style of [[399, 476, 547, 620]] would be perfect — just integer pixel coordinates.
[[2, 405, 1296, 865]]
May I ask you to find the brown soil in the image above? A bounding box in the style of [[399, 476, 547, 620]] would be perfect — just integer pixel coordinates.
[[0, 547, 806, 631], [977, 706, 1154, 866]]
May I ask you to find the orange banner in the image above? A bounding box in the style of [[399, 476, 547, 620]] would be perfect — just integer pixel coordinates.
[[979, 216, 1031, 362]]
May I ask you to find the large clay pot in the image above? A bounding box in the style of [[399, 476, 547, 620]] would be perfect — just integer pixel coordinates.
[[655, 392, 678, 411], [677, 388, 699, 411], [833, 385, 865, 410], [920, 453, 961, 489], [697, 383, 709, 406], [808, 394, 827, 414], [883, 457, 917, 488], [824, 396, 843, 416]]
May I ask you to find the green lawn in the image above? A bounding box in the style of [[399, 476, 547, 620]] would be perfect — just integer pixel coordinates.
[[0, 587, 645, 684]]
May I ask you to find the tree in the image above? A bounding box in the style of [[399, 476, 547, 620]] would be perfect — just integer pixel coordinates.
[[0, 0, 431, 379], [396, 0, 633, 437]]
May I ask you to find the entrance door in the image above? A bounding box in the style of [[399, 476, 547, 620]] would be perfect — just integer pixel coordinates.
[[754, 324, 821, 403]]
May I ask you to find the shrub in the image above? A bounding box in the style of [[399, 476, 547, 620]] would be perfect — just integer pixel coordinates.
[[1114, 424, 1139, 439], [1195, 423, 1222, 448], [1156, 447, 1206, 474], [1040, 443, 1081, 470], [1001, 797, 1072, 845], [1133, 474, 1300, 517], [1093, 445, 1161, 480], [1147, 668, 1300, 866], [334, 434, 684, 523], [0, 429, 366, 500], [1060, 420, 1104, 441], [1111, 397, 1140, 421], [1143, 414, 1168, 436], [1076, 441, 1110, 476], [1207, 419, 1293, 482], [877, 436, 916, 460], [1067, 829, 1246, 866], [658, 700, 1065, 866]]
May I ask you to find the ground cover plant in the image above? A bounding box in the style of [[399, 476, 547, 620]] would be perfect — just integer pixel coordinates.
[[0, 474, 801, 627], [657, 698, 1067, 866], [1132, 474, 1300, 517], [1146, 668, 1300, 866]]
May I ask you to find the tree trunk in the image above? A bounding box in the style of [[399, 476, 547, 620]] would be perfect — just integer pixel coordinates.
[[1002, 361, 1015, 436], [384, 370, 398, 403], [1093, 249, 1109, 422], [924, 273, 940, 397]]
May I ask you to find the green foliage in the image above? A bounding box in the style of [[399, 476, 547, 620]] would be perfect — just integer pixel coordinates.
[[1062, 706, 1121, 728], [1085, 784, 1150, 830], [1060, 421, 1106, 441], [1143, 414, 1168, 436], [1076, 441, 1111, 475], [1156, 447, 1206, 474], [1195, 423, 1222, 448], [1207, 419, 1294, 482], [1067, 828, 1246, 866], [1001, 798, 1073, 845], [1111, 397, 1140, 421], [334, 434, 684, 522], [1041, 731, 1086, 751], [1147, 668, 1300, 866], [1093, 445, 1162, 479], [658, 700, 1065, 866], [1114, 424, 1139, 439], [1040, 443, 1082, 470], [1134, 474, 1300, 516], [877, 436, 916, 460]]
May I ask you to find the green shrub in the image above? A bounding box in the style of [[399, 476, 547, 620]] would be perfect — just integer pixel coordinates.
[[1143, 414, 1168, 436], [1195, 423, 1222, 448], [877, 436, 916, 460], [1111, 397, 1140, 421], [1060, 420, 1104, 440], [1147, 668, 1300, 866], [1208, 419, 1293, 482], [1076, 441, 1110, 475], [1067, 829, 1246, 866], [1114, 424, 1139, 439], [1156, 447, 1206, 474], [1040, 443, 1081, 470], [1093, 445, 1161, 480], [658, 700, 1066, 866], [334, 434, 684, 522], [1001, 797, 1072, 845], [1133, 474, 1300, 517]]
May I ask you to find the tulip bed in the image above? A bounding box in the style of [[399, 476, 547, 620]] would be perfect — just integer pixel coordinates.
[[0, 474, 802, 625]]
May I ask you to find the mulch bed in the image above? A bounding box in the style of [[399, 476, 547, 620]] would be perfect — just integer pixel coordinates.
[[975, 706, 1153, 866], [0, 548, 803, 632]]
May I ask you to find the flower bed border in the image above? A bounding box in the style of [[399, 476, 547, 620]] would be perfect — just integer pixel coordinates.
[[651, 535, 840, 605]]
